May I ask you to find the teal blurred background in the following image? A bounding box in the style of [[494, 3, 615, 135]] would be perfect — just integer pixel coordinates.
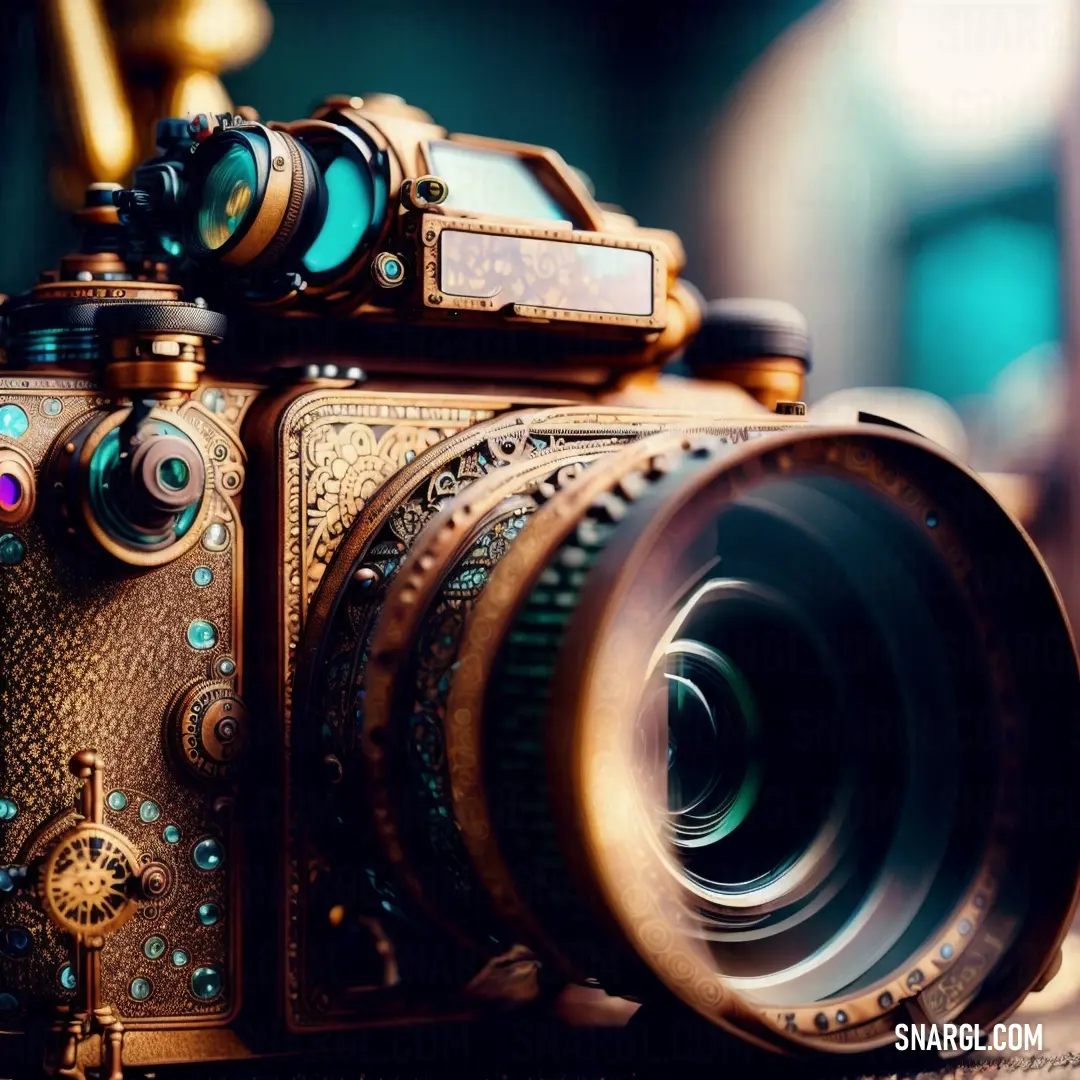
[[0, 0, 1074, 470]]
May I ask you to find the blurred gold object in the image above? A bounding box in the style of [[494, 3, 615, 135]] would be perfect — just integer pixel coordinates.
[[37, 0, 272, 204], [38, 0, 138, 197], [108, 0, 272, 70]]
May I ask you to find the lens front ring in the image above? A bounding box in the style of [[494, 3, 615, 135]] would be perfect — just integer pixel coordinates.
[[445, 426, 1080, 1054]]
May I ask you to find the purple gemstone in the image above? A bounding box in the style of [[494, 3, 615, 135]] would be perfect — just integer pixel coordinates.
[[0, 473, 21, 511]]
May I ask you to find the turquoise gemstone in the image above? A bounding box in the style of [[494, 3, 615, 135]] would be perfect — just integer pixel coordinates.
[[0, 870, 12, 892], [0, 926, 32, 958], [0, 798, 17, 821], [59, 964, 76, 990], [0, 405, 28, 438], [163, 824, 181, 844], [0, 992, 18, 1011], [143, 936, 166, 960], [925, 512, 939, 528], [191, 965, 222, 1000], [171, 949, 189, 967], [0, 534, 25, 566], [139, 800, 161, 823], [197, 902, 220, 926], [192, 838, 224, 871], [158, 457, 190, 492], [201, 388, 227, 414], [187, 621, 218, 650], [106, 790, 127, 812], [192, 566, 213, 588], [129, 977, 152, 1001], [42, 398, 63, 417]]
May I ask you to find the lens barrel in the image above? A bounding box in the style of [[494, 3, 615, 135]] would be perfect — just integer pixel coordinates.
[[184, 123, 327, 270], [303, 418, 1080, 1054], [178, 116, 391, 290]]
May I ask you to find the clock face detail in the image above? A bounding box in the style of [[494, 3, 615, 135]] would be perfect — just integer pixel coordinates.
[[39, 825, 139, 938]]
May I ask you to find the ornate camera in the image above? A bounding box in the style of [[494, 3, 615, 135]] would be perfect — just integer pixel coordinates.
[[0, 94, 1077, 1078]]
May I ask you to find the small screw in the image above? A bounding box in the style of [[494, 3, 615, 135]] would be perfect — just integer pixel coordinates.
[[402, 174, 449, 210], [215, 718, 238, 743], [272, 155, 286, 171], [416, 176, 447, 204]]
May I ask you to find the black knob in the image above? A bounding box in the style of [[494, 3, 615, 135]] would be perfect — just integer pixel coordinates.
[[155, 116, 196, 154], [683, 298, 812, 370]]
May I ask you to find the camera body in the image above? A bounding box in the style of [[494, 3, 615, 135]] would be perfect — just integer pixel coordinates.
[[0, 96, 1078, 1079]]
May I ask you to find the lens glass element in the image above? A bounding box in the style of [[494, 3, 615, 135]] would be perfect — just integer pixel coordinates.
[[646, 641, 762, 850], [0, 473, 22, 512], [157, 457, 191, 493], [301, 155, 374, 275], [198, 144, 257, 250], [630, 471, 995, 1006]]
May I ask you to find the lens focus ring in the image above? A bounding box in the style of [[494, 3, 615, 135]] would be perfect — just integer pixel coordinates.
[[6, 299, 226, 340]]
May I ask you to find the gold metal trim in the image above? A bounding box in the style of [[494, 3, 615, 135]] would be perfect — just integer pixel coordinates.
[[221, 126, 293, 267], [419, 214, 667, 331]]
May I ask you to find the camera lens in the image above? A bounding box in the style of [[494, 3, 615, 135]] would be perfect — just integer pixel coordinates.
[[197, 144, 258, 250], [305, 421, 1079, 1054], [431, 428, 1080, 1051], [300, 154, 377, 275], [651, 640, 763, 849], [182, 118, 390, 285], [285, 116, 392, 284], [641, 604, 834, 897], [184, 125, 326, 271]]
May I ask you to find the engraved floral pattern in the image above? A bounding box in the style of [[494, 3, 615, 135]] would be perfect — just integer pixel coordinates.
[[304, 424, 449, 602]]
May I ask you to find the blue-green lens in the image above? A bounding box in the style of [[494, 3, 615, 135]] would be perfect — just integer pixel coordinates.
[[301, 156, 373, 275], [198, 144, 258, 250]]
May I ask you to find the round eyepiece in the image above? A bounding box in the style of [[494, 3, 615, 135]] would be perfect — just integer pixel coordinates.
[[130, 433, 205, 516], [184, 124, 327, 271], [280, 117, 391, 284], [179, 117, 391, 290], [197, 143, 258, 250], [49, 410, 213, 565]]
